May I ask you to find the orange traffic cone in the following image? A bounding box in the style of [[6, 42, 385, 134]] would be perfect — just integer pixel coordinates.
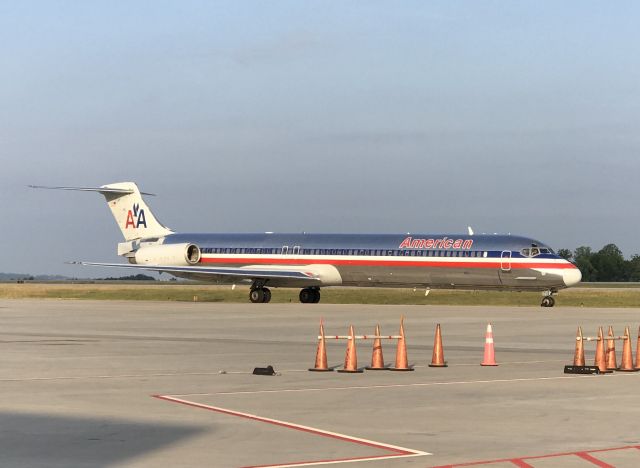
[[429, 323, 447, 367], [635, 326, 640, 370], [390, 316, 414, 371], [605, 326, 618, 370], [309, 319, 333, 372], [618, 326, 637, 372], [365, 324, 387, 370], [594, 326, 609, 373], [573, 326, 585, 366], [481, 323, 498, 366], [337, 325, 363, 373]]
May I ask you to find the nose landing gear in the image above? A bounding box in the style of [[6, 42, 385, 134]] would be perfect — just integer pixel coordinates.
[[541, 293, 556, 308]]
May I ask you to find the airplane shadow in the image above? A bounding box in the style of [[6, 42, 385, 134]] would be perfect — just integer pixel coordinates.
[[0, 410, 204, 467]]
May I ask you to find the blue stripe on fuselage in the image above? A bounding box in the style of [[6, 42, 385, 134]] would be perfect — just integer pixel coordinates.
[[160, 233, 556, 257]]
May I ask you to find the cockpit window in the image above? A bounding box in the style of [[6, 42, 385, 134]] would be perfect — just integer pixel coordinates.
[[521, 246, 550, 257]]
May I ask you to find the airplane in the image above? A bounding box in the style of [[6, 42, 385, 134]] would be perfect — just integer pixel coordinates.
[[31, 182, 581, 306]]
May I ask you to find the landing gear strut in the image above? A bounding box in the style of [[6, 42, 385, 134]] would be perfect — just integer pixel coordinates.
[[249, 281, 271, 303], [540, 294, 555, 308], [299, 287, 321, 304]]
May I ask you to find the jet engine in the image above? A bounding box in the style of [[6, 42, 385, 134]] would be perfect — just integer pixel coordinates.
[[129, 243, 201, 266]]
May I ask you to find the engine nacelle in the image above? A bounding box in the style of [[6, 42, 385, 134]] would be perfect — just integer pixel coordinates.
[[130, 243, 201, 266]]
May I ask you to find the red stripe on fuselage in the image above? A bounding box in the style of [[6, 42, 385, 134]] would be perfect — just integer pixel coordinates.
[[199, 256, 576, 270]]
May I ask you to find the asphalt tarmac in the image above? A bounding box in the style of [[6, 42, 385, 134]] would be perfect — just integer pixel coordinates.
[[1, 300, 639, 467]]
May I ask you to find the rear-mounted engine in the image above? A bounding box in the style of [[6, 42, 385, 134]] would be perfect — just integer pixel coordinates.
[[130, 243, 201, 266]]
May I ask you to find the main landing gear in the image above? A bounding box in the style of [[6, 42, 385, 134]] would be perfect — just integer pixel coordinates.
[[248, 283, 321, 304], [299, 287, 321, 304], [249, 284, 272, 303], [540, 292, 556, 308]]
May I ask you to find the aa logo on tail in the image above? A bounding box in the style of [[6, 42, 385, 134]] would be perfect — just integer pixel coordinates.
[[125, 203, 147, 229]]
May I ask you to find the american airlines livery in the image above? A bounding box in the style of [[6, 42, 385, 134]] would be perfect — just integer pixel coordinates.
[[32, 182, 581, 306]]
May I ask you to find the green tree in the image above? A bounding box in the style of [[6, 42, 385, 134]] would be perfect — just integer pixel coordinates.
[[573, 246, 596, 281], [591, 244, 626, 281], [557, 248, 573, 261], [627, 255, 640, 282]]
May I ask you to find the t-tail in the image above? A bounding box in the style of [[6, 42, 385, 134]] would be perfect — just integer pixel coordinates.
[[29, 182, 173, 241]]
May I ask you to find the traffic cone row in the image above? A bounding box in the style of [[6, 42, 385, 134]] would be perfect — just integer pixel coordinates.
[[309, 317, 416, 372], [312, 322, 640, 375], [310, 320, 502, 372], [572, 325, 640, 373]]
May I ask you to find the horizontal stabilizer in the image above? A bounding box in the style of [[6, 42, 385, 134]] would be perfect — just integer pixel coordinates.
[[29, 185, 156, 196]]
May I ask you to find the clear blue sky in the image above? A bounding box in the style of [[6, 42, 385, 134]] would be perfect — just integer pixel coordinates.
[[1, 2, 639, 275]]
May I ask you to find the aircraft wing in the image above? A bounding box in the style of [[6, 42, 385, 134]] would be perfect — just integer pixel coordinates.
[[72, 262, 322, 282]]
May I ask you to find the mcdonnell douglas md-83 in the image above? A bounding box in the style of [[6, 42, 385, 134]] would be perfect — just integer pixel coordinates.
[[32, 182, 581, 306]]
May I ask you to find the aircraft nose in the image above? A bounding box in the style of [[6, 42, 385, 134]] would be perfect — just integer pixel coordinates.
[[563, 266, 582, 287]]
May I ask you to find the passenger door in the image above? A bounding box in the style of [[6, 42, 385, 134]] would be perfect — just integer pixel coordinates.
[[499, 250, 513, 285]]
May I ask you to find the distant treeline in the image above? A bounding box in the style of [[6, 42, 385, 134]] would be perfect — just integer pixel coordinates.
[[98, 274, 156, 281], [558, 244, 640, 282], [1, 273, 156, 282], [0, 273, 68, 281]]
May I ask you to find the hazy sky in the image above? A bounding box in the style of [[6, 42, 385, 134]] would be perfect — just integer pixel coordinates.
[[2, 2, 639, 276]]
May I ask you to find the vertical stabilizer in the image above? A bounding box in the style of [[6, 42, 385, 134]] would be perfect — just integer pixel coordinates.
[[99, 182, 173, 241]]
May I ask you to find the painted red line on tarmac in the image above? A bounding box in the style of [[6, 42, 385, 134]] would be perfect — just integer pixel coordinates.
[[153, 394, 428, 467], [509, 460, 534, 468], [575, 452, 615, 467], [431, 445, 640, 467]]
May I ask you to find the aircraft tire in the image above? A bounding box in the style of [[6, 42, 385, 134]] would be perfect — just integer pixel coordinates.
[[312, 289, 321, 303], [250, 288, 265, 303], [299, 288, 314, 304], [262, 288, 272, 303], [541, 296, 555, 307]]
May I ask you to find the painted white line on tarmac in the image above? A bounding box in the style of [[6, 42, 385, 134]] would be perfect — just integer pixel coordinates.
[[172, 372, 640, 397], [154, 394, 430, 467]]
